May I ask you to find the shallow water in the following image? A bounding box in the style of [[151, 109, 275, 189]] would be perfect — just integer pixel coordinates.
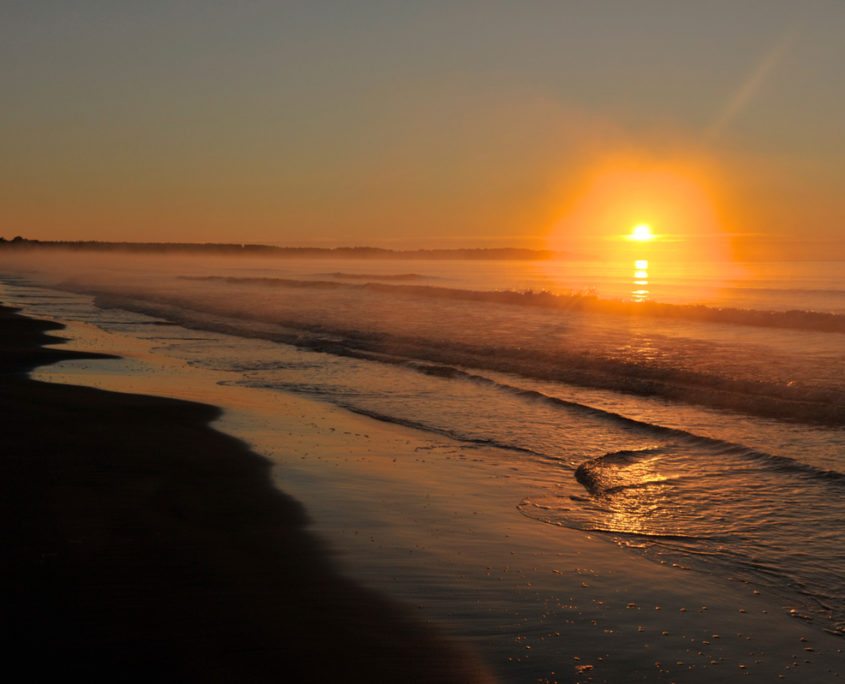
[[1, 254, 844, 638]]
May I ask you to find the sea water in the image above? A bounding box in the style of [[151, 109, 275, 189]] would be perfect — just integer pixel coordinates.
[[1, 254, 843, 636]]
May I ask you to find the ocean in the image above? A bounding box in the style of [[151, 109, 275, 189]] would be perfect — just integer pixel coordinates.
[[2, 253, 844, 639]]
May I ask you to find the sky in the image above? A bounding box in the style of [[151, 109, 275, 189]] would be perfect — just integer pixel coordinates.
[[1, 1, 843, 258]]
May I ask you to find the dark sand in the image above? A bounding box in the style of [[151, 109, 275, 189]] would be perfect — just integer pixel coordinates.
[[0, 304, 492, 682]]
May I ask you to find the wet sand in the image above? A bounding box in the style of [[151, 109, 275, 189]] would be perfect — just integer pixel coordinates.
[[0, 304, 492, 682], [6, 299, 845, 683]]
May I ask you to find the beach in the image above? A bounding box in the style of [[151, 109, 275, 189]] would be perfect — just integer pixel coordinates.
[[6, 0, 845, 684], [4, 4, 844, 681], [3, 286, 844, 682], [0, 303, 492, 682]]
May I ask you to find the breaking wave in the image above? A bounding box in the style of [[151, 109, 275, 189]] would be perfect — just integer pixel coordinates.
[[316, 272, 437, 282], [182, 275, 845, 334], [87, 291, 845, 426]]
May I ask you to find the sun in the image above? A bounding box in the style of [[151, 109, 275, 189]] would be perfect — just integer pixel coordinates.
[[629, 223, 655, 241]]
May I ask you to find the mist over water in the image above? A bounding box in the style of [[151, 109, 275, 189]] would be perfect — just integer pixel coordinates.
[[2, 250, 845, 635]]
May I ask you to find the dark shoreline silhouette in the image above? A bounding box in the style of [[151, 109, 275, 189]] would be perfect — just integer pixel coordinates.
[[0, 237, 562, 260], [0, 303, 492, 682]]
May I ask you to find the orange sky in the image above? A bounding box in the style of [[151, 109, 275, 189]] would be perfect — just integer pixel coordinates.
[[1, 3, 843, 259]]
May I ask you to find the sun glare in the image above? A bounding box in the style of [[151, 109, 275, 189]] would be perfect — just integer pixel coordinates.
[[546, 152, 734, 269], [629, 224, 655, 241]]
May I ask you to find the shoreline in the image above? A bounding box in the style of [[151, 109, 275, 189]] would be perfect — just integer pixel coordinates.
[[0, 303, 492, 682], [6, 295, 845, 682]]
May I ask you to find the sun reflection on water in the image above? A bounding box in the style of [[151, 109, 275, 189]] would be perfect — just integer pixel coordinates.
[[632, 258, 650, 302]]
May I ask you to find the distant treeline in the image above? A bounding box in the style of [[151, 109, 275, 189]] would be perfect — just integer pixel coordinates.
[[0, 237, 562, 261]]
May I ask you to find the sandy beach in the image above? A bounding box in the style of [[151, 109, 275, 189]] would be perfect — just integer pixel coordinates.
[[3, 296, 843, 683], [4, 3, 845, 681], [0, 303, 492, 682]]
